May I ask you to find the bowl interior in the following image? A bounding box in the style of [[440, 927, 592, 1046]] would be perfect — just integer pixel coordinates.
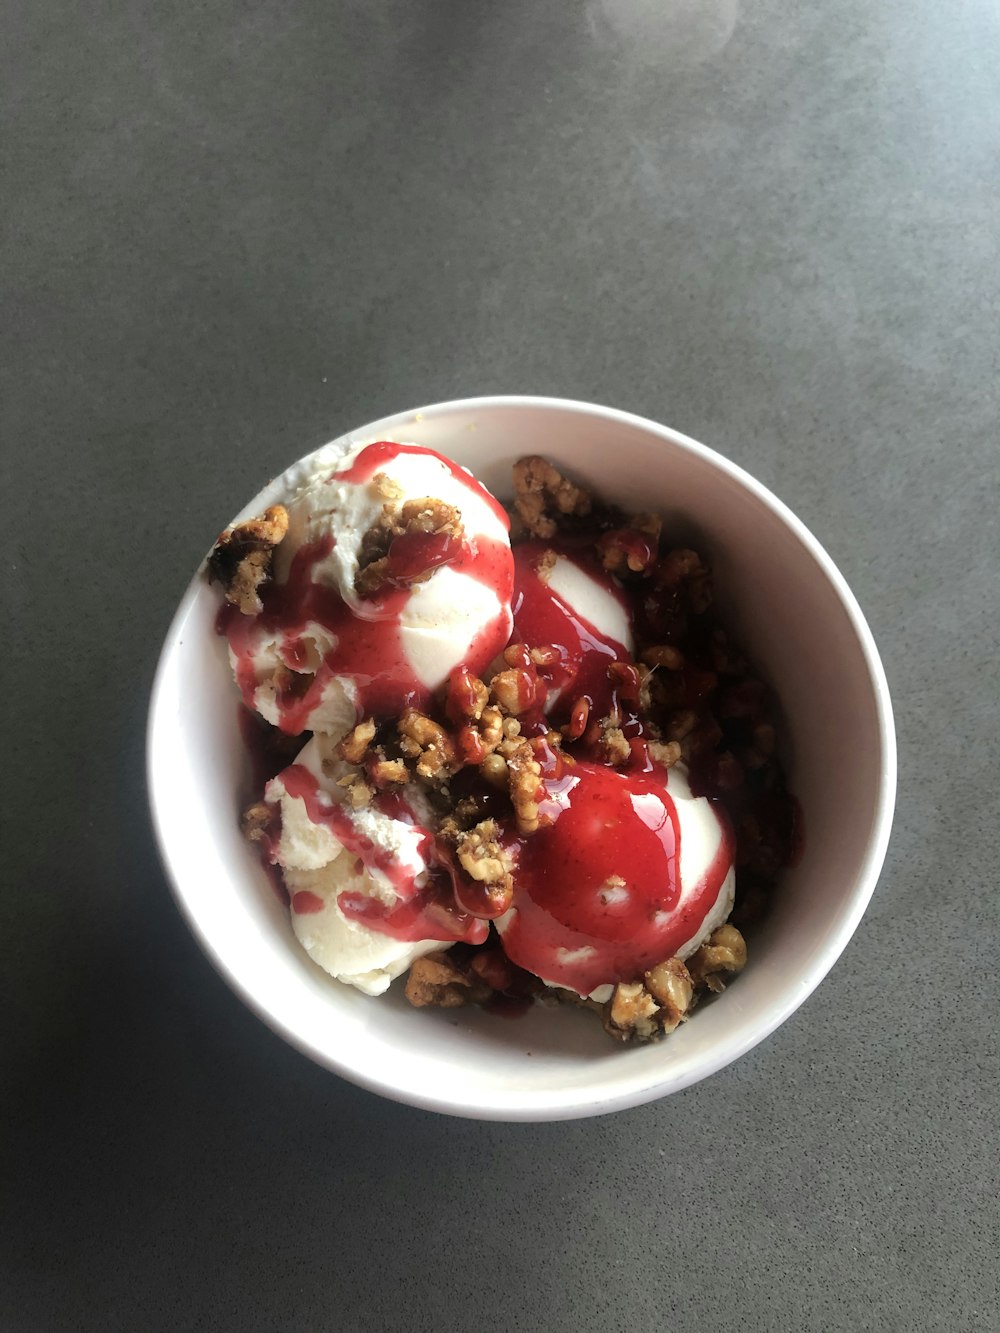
[[148, 398, 894, 1120]]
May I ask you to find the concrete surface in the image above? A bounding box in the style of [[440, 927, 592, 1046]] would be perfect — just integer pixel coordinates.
[[3, 0, 998, 1328]]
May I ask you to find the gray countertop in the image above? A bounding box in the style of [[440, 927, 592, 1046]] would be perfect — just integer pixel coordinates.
[[4, 1, 998, 1328]]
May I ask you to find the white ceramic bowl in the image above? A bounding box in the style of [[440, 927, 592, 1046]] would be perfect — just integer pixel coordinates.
[[147, 396, 896, 1121]]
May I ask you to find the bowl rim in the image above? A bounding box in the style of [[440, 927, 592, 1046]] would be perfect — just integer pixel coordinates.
[[146, 394, 897, 1121]]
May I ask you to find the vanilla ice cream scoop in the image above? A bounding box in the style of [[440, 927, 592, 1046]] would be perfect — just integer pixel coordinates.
[[495, 755, 734, 1000], [221, 440, 514, 737], [265, 734, 488, 995]]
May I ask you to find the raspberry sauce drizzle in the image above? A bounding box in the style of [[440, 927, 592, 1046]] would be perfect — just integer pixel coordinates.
[[511, 540, 632, 726], [274, 764, 487, 945], [498, 758, 733, 996], [218, 443, 514, 734], [333, 441, 510, 530]]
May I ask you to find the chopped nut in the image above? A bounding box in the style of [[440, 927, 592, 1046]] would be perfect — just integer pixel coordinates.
[[687, 924, 748, 993], [597, 513, 661, 576], [505, 741, 543, 834], [404, 952, 492, 1008], [335, 772, 374, 809], [455, 820, 512, 884], [208, 504, 289, 614], [452, 820, 514, 918], [478, 705, 504, 754], [398, 708, 458, 780], [240, 802, 274, 843], [603, 982, 662, 1043], [644, 958, 694, 1032], [355, 496, 464, 597], [480, 752, 508, 787], [491, 666, 544, 716], [445, 666, 489, 724], [366, 754, 409, 787], [371, 472, 404, 500], [642, 644, 686, 671], [655, 548, 707, 589], [512, 456, 592, 538], [337, 717, 377, 764]]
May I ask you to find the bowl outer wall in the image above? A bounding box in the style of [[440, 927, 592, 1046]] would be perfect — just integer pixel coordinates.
[[146, 396, 897, 1121]]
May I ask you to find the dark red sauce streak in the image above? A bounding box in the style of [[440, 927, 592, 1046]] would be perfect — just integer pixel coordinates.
[[499, 758, 733, 996], [275, 764, 487, 946], [218, 443, 514, 734], [332, 441, 510, 530], [511, 540, 633, 728]]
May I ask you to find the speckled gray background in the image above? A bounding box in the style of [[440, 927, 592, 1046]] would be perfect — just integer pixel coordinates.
[[4, 0, 998, 1328]]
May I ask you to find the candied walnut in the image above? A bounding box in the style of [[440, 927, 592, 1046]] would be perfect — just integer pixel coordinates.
[[445, 666, 489, 724], [455, 820, 512, 885], [480, 752, 508, 787], [655, 548, 707, 588], [505, 740, 543, 834], [355, 497, 464, 597], [404, 952, 492, 1009], [642, 644, 685, 671], [687, 924, 748, 993], [398, 708, 458, 780], [562, 696, 590, 742], [335, 771, 374, 809], [603, 982, 662, 1043], [366, 753, 408, 788], [468, 949, 517, 993], [650, 548, 713, 615], [491, 666, 544, 716], [597, 513, 662, 577], [512, 456, 592, 538], [478, 705, 504, 754], [208, 504, 289, 614], [240, 802, 274, 843], [337, 717, 376, 764], [644, 958, 694, 1033], [452, 820, 514, 918]]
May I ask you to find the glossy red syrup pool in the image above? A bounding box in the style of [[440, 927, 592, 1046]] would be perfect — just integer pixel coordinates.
[[275, 763, 487, 946], [511, 540, 632, 725], [499, 758, 733, 996], [218, 442, 513, 733]]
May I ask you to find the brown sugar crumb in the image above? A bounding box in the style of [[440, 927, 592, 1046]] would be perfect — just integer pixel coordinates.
[[208, 504, 289, 614], [404, 951, 493, 1008], [512, 456, 592, 538], [371, 472, 404, 501], [648, 739, 682, 768], [687, 924, 747, 993], [355, 497, 464, 598], [595, 718, 631, 767]]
